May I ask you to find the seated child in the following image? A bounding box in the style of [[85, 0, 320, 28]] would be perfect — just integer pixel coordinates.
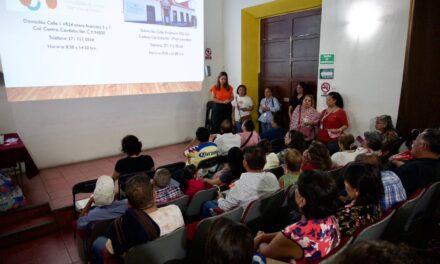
[[278, 149, 302, 190], [153, 168, 184, 204], [183, 164, 207, 199]]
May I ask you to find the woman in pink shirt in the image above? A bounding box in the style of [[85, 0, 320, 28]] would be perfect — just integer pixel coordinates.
[[239, 119, 260, 150]]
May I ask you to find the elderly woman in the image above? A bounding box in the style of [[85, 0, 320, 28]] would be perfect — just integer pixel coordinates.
[[318, 92, 349, 155], [289, 94, 320, 144], [336, 162, 384, 236], [375, 115, 399, 151], [277, 130, 306, 164], [258, 87, 281, 133], [254, 170, 341, 263]]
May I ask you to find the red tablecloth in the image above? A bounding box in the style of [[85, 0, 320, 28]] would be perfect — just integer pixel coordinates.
[[0, 133, 39, 178]]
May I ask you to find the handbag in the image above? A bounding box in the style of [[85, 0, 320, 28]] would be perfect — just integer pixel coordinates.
[[297, 106, 313, 139]]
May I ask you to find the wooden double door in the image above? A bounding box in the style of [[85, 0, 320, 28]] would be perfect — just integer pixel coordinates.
[[260, 9, 321, 128]]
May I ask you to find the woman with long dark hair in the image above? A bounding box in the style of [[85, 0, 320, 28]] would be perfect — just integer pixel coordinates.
[[210, 72, 234, 133]]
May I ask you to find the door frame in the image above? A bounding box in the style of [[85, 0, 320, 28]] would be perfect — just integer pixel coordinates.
[[242, 0, 322, 126]]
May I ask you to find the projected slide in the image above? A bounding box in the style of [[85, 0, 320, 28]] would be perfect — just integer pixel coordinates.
[[0, 0, 204, 101]]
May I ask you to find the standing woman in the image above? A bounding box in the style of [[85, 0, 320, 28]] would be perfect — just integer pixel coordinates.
[[211, 72, 234, 133], [288, 82, 307, 119], [318, 92, 349, 155], [258, 87, 281, 133], [231, 84, 254, 133], [289, 94, 320, 145]]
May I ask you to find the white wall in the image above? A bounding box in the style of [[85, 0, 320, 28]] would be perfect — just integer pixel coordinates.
[[223, 0, 271, 88], [0, 0, 224, 168], [317, 0, 410, 136]]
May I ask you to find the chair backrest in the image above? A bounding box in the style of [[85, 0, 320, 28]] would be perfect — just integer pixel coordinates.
[[196, 156, 221, 171], [352, 209, 396, 243], [125, 227, 187, 264], [191, 207, 244, 263], [241, 189, 284, 224], [265, 166, 284, 179], [185, 187, 218, 218], [270, 138, 285, 153], [319, 236, 354, 264], [72, 179, 97, 214], [158, 195, 190, 214], [406, 181, 440, 231], [157, 161, 186, 174], [382, 188, 425, 241]]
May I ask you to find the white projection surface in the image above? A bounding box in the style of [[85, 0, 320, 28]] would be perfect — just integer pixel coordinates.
[[0, 0, 204, 101]]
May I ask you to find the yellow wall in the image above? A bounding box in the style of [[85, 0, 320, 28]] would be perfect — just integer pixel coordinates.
[[242, 0, 322, 121]]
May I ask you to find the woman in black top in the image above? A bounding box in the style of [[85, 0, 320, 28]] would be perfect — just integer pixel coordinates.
[[288, 82, 308, 119], [112, 135, 155, 181]]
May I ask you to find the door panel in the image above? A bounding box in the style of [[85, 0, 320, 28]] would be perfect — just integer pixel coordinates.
[[261, 9, 321, 129]]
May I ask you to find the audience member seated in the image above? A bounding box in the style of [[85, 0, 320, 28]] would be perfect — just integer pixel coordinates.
[[204, 147, 245, 187], [92, 174, 184, 263], [258, 139, 280, 170], [214, 119, 241, 155], [184, 127, 219, 167], [336, 162, 384, 236], [331, 134, 368, 167], [279, 149, 302, 190], [375, 115, 399, 151], [239, 119, 261, 150], [334, 240, 439, 264], [395, 128, 440, 196], [76, 175, 127, 231], [254, 170, 341, 263], [202, 146, 279, 216], [277, 130, 306, 164], [260, 114, 286, 142], [153, 168, 184, 205], [205, 217, 264, 264], [112, 135, 154, 181], [302, 141, 332, 171], [183, 164, 207, 199], [362, 131, 383, 155], [355, 153, 406, 211]]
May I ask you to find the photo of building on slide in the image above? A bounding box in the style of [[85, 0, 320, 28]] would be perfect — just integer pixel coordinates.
[[124, 0, 197, 28]]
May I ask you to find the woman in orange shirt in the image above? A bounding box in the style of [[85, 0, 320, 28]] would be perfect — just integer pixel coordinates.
[[210, 72, 234, 133]]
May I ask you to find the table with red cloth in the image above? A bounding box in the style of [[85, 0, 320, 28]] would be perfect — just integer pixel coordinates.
[[0, 133, 39, 178]]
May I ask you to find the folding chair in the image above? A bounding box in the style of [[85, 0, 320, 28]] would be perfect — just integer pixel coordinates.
[[158, 195, 190, 214], [76, 220, 113, 263], [125, 227, 187, 264], [190, 207, 244, 263], [72, 179, 97, 216], [382, 188, 425, 241], [185, 187, 217, 222], [241, 189, 284, 233], [352, 209, 396, 243], [157, 161, 186, 184]]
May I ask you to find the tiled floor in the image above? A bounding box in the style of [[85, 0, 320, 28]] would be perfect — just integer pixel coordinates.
[[1, 142, 188, 264], [23, 142, 188, 210], [0, 228, 80, 264]]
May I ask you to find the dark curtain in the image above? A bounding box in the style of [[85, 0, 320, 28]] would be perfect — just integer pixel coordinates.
[[396, 0, 440, 136]]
